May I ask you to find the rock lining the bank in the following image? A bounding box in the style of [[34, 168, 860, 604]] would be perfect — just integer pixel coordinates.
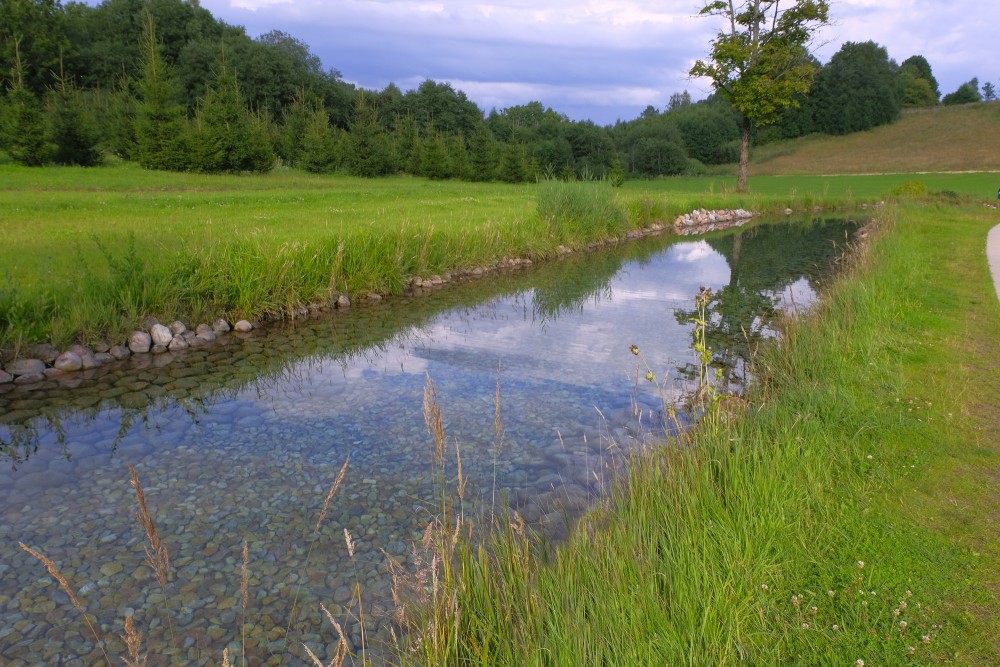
[[673, 208, 754, 235], [1, 211, 758, 390]]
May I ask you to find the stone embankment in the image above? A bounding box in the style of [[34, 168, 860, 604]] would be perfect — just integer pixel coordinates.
[[0, 317, 258, 388], [673, 208, 754, 235], [0, 213, 754, 390]]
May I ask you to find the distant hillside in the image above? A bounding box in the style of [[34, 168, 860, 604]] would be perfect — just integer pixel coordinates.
[[751, 103, 1000, 175]]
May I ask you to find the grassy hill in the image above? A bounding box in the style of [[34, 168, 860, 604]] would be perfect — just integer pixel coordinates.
[[751, 102, 1000, 175]]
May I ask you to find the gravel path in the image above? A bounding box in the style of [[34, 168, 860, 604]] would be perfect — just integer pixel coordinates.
[[989, 224, 1000, 303]]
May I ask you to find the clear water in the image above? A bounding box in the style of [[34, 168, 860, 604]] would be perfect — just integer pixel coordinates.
[[0, 217, 859, 665]]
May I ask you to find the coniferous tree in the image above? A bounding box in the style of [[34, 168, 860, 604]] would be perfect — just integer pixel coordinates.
[[46, 66, 102, 166], [448, 133, 472, 180], [420, 127, 451, 179], [192, 60, 273, 173], [469, 125, 498, 181], [278, 93, 313, 166], [392, 114, 422, 174], [299, 106, 339, 173], [346, 92, 392, 177], [133, 13, 189, 171], [106, 82, 138, 160], [498, 141, 527, 183], [1, 40, 49, 165]]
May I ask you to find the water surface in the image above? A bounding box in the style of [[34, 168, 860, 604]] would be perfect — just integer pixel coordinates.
[[0, 217, 859, 665]]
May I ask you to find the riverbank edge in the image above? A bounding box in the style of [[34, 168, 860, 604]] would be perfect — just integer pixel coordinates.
[[0, 206, 763, 390], [402, 199, 1000, 665]]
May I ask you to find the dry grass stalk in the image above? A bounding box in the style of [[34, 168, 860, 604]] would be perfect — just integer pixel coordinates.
[[128, 464, 170, 589], [344, 528, 355, 558], [18, 542, 113, 665], [241, 540, 249, 610], [315, 456, 350, 536], [455, 442, 466, 500], [423, 372, 446, 466], [221, 647, 232, 667], [241, 540, 249, 667], [494, 359, 504, 454], [301, 604, 349, 667], [120, 615, 146, 667]]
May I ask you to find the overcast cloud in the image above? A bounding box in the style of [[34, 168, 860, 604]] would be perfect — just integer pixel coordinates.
[[196, 0, 999, 125]]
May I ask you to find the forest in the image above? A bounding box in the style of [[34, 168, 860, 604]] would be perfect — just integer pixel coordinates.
[[0, 0, 984, 181]]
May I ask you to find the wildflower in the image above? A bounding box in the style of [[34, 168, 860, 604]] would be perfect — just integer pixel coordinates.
[[866, 454, 873, 459], [645, 370, 655, 382], [802, 623, 810, 629], [856, 660, 865, 667], [832, 624, 839, 631], [761, 584, 768, 590], [857, 561, 865, 569], [922, 635, 930, 644], [828, 590, 835, 597], [810, 606, 818, 615], [630, 344, 640, 356], [899, 621, 908, 630], [908, 646, 916, 655]]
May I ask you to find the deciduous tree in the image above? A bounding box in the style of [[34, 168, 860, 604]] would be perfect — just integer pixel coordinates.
[[690, 0, 830, 191]]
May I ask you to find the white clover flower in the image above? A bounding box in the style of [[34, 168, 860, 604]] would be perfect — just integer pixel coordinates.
[[856, 660, 865, 667], [857, 560, 864, 569]]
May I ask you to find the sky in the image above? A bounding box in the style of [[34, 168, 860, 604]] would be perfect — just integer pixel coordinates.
[[194, 0, 1000, 126]]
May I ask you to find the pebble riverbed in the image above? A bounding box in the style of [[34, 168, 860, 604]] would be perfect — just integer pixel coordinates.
[[0, 218, 857, 665]]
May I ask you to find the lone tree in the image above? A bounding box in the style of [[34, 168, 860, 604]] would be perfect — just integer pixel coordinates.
[[690, 0, 830, 191]]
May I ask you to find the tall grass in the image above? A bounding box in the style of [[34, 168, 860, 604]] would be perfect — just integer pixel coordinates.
[[1, 163, 910, 349]]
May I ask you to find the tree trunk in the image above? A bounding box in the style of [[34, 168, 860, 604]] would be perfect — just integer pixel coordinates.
[[737, 115, 751, 192]]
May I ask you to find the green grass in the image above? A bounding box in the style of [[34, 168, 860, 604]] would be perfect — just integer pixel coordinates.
[[404, 197, 1000, 665], [3, 162, 930, 350]]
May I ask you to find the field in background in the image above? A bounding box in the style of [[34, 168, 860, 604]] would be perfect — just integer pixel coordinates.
[[751, 103, 1000, 175]]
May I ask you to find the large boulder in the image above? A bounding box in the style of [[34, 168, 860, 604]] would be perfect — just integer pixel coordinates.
[[53, 351, 83, 372], [128, 331, 152, 354], [6, 358, 46, 377], [69, 345, 101, 370], [150, 324, 173, 346]]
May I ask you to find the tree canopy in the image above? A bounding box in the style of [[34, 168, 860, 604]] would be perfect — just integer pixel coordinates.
[[690, 0, 830, 191]]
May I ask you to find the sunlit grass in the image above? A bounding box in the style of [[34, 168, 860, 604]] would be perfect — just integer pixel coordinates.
[[1, 162, 894, 348]]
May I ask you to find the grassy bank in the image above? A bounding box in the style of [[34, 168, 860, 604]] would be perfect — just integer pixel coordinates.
[[404, 197, 1000, 665], [6, 162, 978, 351]]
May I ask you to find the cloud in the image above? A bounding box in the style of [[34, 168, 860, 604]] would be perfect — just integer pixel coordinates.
[[201, 0, 1000, 123]]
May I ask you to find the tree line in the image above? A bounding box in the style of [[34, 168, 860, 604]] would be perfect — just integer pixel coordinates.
[[0, 0, 992, 180]]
